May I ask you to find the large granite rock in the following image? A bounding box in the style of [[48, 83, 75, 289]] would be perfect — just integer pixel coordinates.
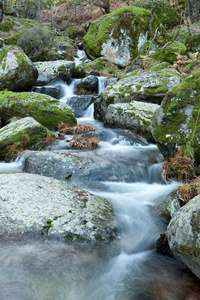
[[75, 75, 98, 94], [0, 173, 116, 243], [34, 60, 75, 85], [151, 69, 200, 162], [0, 91, 76, 130], [167, 194, 200, 279], [104, 101, 159, 142], [83, 6, 164, 67], [0, 45, 38, 91], [0, 117, 54, 160], [156, 192, 181, 222], [94, 68, 180, 121]]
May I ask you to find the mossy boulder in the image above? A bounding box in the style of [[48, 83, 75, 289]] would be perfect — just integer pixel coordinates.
[[133, 0, 181, 30], [0, 91, 76, 130], [0, 173, 117, 243], [0, 18, 14, 32], [156, 192, 181, 222], [94, 68, 181, 121], [75, 75, 98, 95], [0, 117, 54, 160], [0, 45, 38, 92], [151, 69, 200, 163], [4, 32, 20, 45], [172, 22, 200, 51], [153, 41, 187, 63], [167, 193, 200, 279], [104, 101, 159, 141], [34, 60, 75, 85], [83, 6, 164, 67], [82, 57, 124, 76]]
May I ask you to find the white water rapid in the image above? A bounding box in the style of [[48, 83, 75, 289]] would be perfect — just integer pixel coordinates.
[[0, 78, 199, 300]]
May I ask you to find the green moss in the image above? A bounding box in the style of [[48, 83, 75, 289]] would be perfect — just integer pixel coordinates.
[[148, 62, 170, 71], [83, 6, 162, 62], [153, 41, 186, 63], [180, 243, 200, 257], [0, 20, 14, 32], [133, 0, 181, 29], [0, 91, 76, 129], [4, 32, 21, 45]]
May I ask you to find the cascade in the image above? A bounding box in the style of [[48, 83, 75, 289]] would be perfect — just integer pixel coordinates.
[[0, 75, 199, 300]]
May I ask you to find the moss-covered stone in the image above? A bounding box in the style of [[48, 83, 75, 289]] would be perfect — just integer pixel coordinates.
[[104, 101, 159, 141], [133, 0, 181, 30], [153, 41, 187, 63], [4, 32, 21, 45], [0, 45, 38, 92], [0, 19, 14, 32], [167, 193, 200, 278], [171, 22, 200, 51], [0, 117, 54, 160], [83, 6, 166, 67], [151, 69, 200, 163], [94, 67, 180, 121], [82, 57, 124, 76], [0, 91, 76, 130]]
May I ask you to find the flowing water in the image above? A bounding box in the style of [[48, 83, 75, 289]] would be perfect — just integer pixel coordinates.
[[0, 78, 200, 300]]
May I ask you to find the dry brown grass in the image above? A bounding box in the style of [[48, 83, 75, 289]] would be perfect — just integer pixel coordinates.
[[58, 123, 96, 134]]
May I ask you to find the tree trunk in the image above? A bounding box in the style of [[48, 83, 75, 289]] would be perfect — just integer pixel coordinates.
[[187, 0, 200, 23], [0, 1, 3, 23]]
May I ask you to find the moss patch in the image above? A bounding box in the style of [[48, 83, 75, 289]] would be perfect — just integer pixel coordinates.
[[0, 91, 76, 129]]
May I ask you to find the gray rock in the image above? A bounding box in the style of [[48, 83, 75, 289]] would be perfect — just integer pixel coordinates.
[[23, 151, 89, 180], [156, 192, 181, 222], [34, 60, 75, 85], [0, 173, 116, 242], [32, 85, 62, 99], [104, 101, 159, 141], [75, 75, 98, 94], [94, 68, 181, 121], [83, 6, 163, 66], [0, 45, 38, 92], [167, 194, 200, 279], [66, 95, 95, 117], [0, 117, 54, 160]]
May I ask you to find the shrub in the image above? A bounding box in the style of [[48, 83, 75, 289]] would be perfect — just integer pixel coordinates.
[[16, 26, 52, 61]]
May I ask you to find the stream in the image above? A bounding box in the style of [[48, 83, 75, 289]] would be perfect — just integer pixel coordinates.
[[0, 73, 200, 299]]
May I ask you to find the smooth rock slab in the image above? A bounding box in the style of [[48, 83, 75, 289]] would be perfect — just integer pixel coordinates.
[[0, 173, 116, 242], [167, 194, 200, 279]]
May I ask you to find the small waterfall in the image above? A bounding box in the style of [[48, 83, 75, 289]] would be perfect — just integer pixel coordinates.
[[59, 79, 80, 102], [74, 50, 87, 66], [98, 76, 106, 95]]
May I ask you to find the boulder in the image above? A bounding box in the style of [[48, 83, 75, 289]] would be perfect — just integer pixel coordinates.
[[82, 57, 122, 76], [133, 0, 181, 30], [32, 85, 62, 99], [0, 91, 76, 130], [104, 101, 159, 142], [167, 194, 200, 279], [83, 6, 164, 67], [151, 69, 200, 161], [156, 192, 181, 222], [0, 45, 38, 91], [172, 22, 200, 51], [75, 75, 98, 94], [0, 173, 116, 243], [34, 60, 75, 85], [94, 68, 181, 121], [0, 117, 54, 160], [153, 41, 187, 63], [66, 95, 95, 117], [23, 151, 89, 180]]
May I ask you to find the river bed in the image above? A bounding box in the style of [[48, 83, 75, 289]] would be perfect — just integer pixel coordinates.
[[0, 76, 200, 299]]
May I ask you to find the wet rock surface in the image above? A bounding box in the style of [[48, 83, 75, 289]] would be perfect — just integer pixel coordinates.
[[0, 173, 117, 243]]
